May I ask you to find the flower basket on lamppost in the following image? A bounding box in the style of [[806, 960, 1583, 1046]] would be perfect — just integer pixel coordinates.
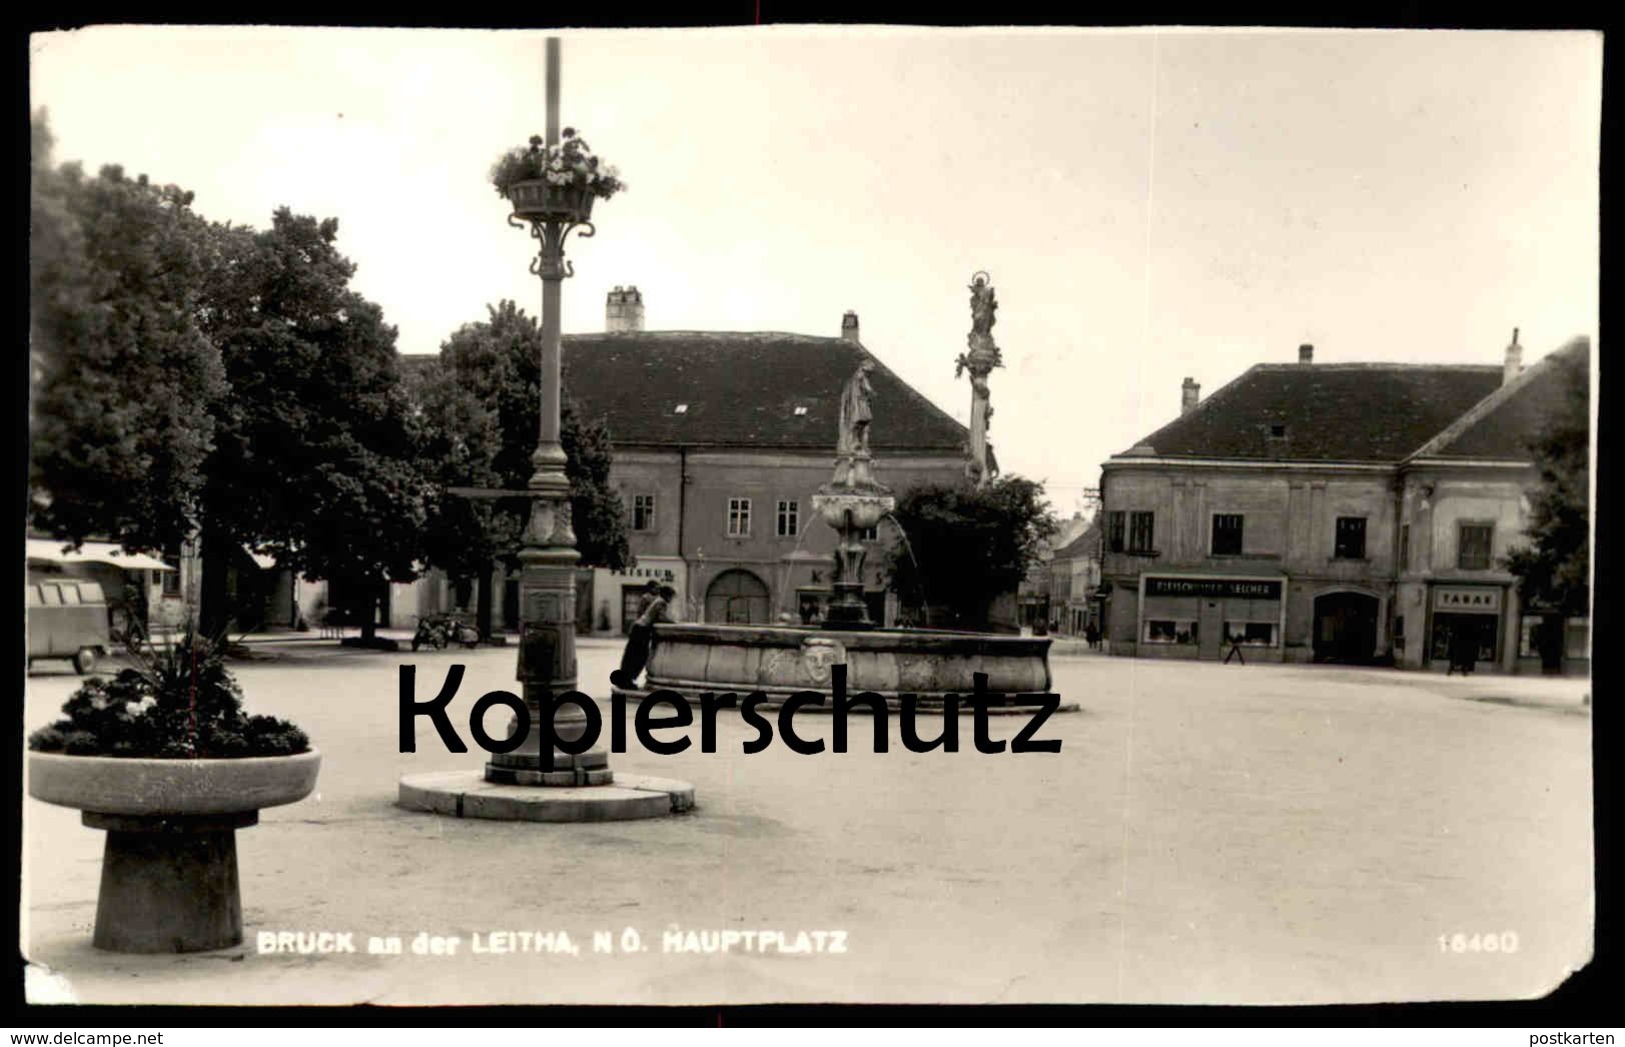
[[26, 630, 319, 953], [490, 129, 623, 227]]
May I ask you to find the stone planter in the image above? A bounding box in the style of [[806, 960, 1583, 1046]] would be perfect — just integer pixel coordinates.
[[27, 749, 321, 953], [505, 179, 595, 223]]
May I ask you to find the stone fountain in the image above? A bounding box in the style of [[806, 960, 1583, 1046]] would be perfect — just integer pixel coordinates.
[[624, 288, 1068, 712]]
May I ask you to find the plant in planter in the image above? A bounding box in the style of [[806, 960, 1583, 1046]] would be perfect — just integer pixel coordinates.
[[27, 629, 320, 953], [489, 128, 625, 222]]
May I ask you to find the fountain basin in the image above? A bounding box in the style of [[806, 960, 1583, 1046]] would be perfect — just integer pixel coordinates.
[[644, 623, 1052, 703]]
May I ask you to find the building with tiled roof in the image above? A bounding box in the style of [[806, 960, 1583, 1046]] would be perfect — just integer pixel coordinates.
[[1098, 335, 1591, 673], [405, 293, 971, 634]]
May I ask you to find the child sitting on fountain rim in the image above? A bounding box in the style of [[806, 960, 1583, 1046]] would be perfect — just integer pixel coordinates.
[[611, 584, 675, 692]]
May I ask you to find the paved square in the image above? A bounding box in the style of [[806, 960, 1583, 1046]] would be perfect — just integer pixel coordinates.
[[23, 642, 1592, 1005]]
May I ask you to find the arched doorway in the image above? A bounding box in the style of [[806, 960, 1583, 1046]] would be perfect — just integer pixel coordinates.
[[1314, 591, 1380, 663], [705, 569, 770, 625]]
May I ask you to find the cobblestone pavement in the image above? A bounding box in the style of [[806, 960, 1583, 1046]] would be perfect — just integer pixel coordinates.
[[22, 644, 1592, 1005]]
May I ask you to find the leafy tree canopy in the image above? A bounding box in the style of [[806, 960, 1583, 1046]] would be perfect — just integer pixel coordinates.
[[1505, 348, 1591, 621], [29, 109, 225, 553], [194, 208, 431, 635], [412, 300, 629, 576], [885, 476, 1058, 630]]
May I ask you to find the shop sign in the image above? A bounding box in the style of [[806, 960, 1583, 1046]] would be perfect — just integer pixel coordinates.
[[1144, 577, 1282, 600], [610, 565, 678, 583], [1434, 587, 1500, 613]]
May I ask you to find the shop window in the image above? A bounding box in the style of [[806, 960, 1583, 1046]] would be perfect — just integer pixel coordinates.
[[1521, 616, 1592, 660], [776, 499, 799, 537], [1144, 619, 1197, 644], [1457, 522, 1493, 571], [727, 498, 751, 537], [1224, 621, 1278, 647], [1105, 511, 1125, 553], [1565, 618, 1590, 658], [1335, 517, 1367, 559], [1211, 513, 1243, 556], [1128, 511, 1156, 554]]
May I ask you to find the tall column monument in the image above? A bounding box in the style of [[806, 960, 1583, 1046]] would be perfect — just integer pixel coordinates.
[[955, 271, 1003, 487]]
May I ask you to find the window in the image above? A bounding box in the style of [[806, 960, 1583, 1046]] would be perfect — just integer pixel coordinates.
[[673, 403, 689, 414], [1335, 517, 1367, 560], [631, 494, 656, 532], [162, 546, 182, 597], [1224, 621, 1278, 647], [1144, 619, 1197, 644], [793, 405, 808, 416], [1269, 424, 1288, 438], [1211, 513, 1244, 556], [776, 499, 799, 537], [727, 498, 751, 537], [1457, 523, 1493, 571], [1105, 511, 1126, 553], [1399, 524, 1410, 572], [1128, 511, 1155, 554]]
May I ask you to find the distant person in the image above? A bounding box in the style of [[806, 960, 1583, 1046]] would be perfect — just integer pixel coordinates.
[[611, 584, 676, 691], [1085, 622, 1100, 650]]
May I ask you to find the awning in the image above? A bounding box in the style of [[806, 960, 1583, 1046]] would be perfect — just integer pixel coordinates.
[[26, 539, 174, 572]]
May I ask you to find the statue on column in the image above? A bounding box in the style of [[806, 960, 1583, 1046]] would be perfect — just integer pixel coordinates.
[[956, 272, 1003, 486]]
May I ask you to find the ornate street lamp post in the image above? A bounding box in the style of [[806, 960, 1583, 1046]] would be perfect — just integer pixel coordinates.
[[484, 36, 607, 787], [399, 36, 693, 821]]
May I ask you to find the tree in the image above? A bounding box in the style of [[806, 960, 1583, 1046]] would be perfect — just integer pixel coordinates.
[[194, 209, 431, 642], [28, 109, 225, 555], [885, 476, 1059, 631], [408, 300, 630, 638], [1504, 349, 1591, 672]]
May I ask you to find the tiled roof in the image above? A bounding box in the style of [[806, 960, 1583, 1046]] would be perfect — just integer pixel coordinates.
[[403, 332, 966, 452], [1116, 363, 1505, 464], [1051, 521, 1100, 561], [1410, 338, 1590, 461]]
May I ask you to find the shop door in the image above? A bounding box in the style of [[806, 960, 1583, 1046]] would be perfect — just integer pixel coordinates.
[[1198, 600, 1222, 660], [1430, 612, 1498, 667], [621, 586, 645, 635], [1314, 591, 1379, 663]]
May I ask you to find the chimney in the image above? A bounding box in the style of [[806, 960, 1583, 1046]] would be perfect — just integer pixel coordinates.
[[605, 285, 645, 333], [841, 310, 860, 343], [1503, 327, 1523, 386], [1298, 343, 1314, 365], [1181, 377, 1200, 415]]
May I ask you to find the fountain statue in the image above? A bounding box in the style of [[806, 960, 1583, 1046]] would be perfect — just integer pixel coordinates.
[[812, 361, 895, 629]]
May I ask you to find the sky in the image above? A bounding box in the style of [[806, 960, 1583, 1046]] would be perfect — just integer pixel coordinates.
[[30, 26, 1601, 515]]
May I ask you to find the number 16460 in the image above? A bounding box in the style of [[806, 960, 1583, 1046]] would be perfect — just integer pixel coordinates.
[[1438, 932, 1519, 954]]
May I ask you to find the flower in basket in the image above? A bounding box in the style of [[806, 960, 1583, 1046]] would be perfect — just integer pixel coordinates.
[[28, 627, 309, 759], [489, 128, 626, 201]]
